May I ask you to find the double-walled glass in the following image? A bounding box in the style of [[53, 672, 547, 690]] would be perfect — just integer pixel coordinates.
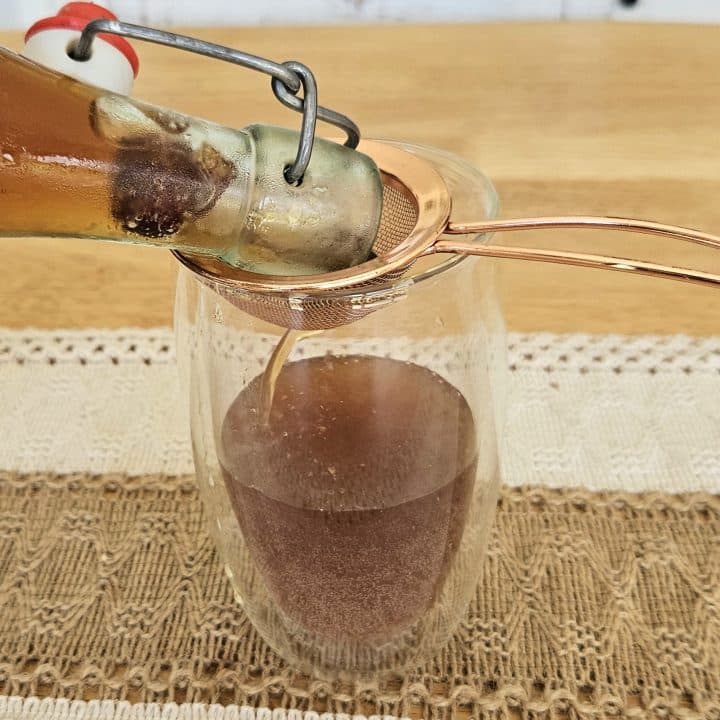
[[175, 142, 506, 678]]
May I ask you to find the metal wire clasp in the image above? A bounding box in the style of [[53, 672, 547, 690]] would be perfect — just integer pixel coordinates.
[[71, 19, 361, 184]]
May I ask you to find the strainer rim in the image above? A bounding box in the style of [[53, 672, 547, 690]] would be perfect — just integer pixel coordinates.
[[173, 138, 499, 299]]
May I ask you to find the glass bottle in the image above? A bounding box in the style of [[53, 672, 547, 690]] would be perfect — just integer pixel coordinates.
[[0, 46, 382, 274]]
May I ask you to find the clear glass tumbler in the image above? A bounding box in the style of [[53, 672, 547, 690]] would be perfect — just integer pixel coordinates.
[[174, 142, 506, 679]]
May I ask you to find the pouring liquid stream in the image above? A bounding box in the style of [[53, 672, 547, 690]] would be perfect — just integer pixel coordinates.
[[259, 329, 320, 425]]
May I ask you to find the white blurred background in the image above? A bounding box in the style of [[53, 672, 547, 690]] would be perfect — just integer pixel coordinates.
[[3, 0, 720, 28]]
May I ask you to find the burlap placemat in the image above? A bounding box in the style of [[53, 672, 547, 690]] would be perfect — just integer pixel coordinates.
[[0, 471, 717, 719]]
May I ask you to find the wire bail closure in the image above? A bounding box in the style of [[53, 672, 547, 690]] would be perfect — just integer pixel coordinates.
[[71, 19, 361, 183]]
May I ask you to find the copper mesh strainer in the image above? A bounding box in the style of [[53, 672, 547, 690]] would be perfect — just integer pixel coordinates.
[[175, 139, 720, 331]]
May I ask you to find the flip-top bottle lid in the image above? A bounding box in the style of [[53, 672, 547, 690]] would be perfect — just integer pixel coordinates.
[[23, 2, 138, 94]]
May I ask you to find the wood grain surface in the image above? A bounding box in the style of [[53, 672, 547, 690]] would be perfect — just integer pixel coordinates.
[[2, 22, 720, 333]]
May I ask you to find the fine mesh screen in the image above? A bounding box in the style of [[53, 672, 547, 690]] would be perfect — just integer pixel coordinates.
[[214, 174, 422, 330], [371, 176, 419, 256]]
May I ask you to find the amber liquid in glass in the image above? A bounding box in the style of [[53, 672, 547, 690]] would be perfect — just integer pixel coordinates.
[[219, 355, 477, 640]]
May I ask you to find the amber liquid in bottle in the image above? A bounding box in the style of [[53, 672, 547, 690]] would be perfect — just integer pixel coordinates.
[[1, 48, 116, 239], [0, 47, 248, 255]]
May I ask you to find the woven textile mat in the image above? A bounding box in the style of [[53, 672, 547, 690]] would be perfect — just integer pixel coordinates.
[[0, 475, 717, 719]]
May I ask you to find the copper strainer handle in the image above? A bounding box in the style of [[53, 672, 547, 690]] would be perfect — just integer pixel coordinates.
[[433, 216, 720, 289]]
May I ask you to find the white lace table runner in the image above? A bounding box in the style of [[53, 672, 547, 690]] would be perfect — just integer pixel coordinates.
[[0, 328, 718, 493], [0, 699, 352, 720]]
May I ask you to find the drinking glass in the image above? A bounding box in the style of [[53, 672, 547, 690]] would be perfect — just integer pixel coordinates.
[[174, 141, 506, 679]]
